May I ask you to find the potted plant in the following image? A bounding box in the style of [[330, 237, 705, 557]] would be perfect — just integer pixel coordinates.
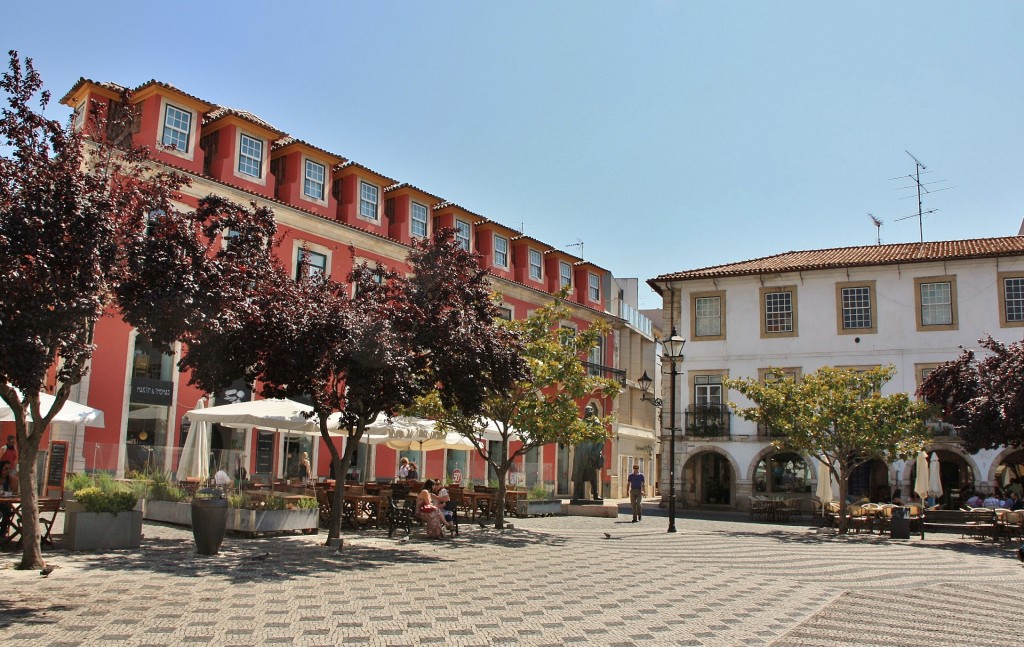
[[143, 471, 192, 525], [65, 478, 143, 550]]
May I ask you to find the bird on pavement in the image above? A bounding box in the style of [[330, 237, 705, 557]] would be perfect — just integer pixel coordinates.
[[250, 552, 271, 561], [40, 564, 56, 577], [603, 532, 611, 539]]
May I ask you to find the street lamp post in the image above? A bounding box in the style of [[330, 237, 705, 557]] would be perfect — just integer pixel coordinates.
[[638, 328, 686, 533]]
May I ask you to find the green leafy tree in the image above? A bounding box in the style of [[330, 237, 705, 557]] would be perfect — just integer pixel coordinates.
[[918, 335, 1024, 452], [423, 294, 621, 529], [726, 366, 929, 533]]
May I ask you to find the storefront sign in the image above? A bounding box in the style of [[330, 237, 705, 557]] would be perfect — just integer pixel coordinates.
[[130, 378, 173, 406]]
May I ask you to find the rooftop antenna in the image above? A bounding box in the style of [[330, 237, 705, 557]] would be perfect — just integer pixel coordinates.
[[566, 238, 584, 259], [868, 213, 883, 245], [889, 150, 955, 243]]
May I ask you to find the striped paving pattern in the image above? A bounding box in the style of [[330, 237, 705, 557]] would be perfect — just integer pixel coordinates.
[[0, 511, 1020, 645]]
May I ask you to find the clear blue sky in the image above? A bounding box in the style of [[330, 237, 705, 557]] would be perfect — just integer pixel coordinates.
[[5, 1, 1023, 309]]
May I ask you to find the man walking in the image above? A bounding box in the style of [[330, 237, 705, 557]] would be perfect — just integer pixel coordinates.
[[627, 464, 645, 522]]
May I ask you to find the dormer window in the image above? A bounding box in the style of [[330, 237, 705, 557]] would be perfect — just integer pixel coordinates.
[[411, 202, 428, 238], [455, 220, 471, 251], [303, 159, 326, 201], [238, 134, 264, 178], [529, 249, 543, 280], [359, 181, 379, 220], [494, 235, 508, 268], [588, 272, 600, 301], [161, 104, 191, 152], [559, 261, 572, 288]]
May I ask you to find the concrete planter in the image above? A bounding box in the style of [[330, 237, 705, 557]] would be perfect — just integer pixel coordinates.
[[144, 500, 192, 525], [227, 508, 318, 535], [516, 499, 564, 517], [64, 503, 143, 550]]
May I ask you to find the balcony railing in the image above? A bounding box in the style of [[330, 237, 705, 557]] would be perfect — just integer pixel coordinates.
[[618, 302, 653, 337], [581, 361, 626, 386], [684, 404, 731, 438], [926, 420, 959, 438]]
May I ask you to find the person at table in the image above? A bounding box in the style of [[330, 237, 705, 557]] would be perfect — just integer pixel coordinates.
[[1006, 491, 1023, 511], [298, 452, 312, 483], [627, 464, 645, 522], [0, 460, 18, 539], [416, 479, 452, 538], [965, 491, 984, 508], [0, 436, 17, 475], [398, 457, 410, 480], [407, 462, 419, 481], [982, 491, 1004, 509], [432, 481, 454, 525], [891, 488, 904, 506]]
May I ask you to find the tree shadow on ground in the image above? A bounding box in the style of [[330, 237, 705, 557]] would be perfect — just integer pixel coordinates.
[[33, 523, 566, 586], [711, 526, 1019, 562]]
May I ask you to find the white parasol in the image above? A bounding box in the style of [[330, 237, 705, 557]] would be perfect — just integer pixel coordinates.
[[928, 452, 943, 499], [176, 398, 210, 482], [0, 388, 105, 427], [815, 458, 834, 505], [914, 450, 930, 505]]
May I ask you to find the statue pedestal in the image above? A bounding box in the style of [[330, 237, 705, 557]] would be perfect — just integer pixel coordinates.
[[566, 502, 618, 518]]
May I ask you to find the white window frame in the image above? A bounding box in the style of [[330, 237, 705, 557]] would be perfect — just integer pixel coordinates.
[[694, 295, 722, 338], [302, 158, 326, 203], [528, 249, 543, 281], [411, 202, 428, 238], [559, 261, 572, 289], [161, 103, 191, 153], [237, 133, 264, 179], [588, 272, 600, 301], [455, 220, 471, 251], [157, 97, 197, 162], [292, 241, 332, 280], [359, 181, 379, 221], [494, 234, 509, 268]]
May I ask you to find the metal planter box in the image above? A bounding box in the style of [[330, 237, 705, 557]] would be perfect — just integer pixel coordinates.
[[64, 505, 143, 550], [516, 499, 564, 517], [227, 508, 318, 535], [144, 500, 193, 525]]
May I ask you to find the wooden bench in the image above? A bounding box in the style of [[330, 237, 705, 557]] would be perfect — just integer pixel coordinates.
[[921, 509, 995, 539]]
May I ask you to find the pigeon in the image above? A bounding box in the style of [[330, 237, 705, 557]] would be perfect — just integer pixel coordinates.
[[40, 564, 56, 577], [250, 552, 271, 561], [603, 532, 612, 539], [397, 536, 409, 544]]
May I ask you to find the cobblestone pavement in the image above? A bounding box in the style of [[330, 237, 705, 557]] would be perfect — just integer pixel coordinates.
[[1, 502, 1021, 646]]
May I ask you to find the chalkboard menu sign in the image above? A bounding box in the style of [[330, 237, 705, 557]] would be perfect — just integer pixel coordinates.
[[255, 431, 274, 475], [46, 440, 68, 496]]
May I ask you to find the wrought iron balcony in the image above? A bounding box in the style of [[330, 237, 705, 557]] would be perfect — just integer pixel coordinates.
[[581, 361, 626, 386], [684, 404, 731, 438]]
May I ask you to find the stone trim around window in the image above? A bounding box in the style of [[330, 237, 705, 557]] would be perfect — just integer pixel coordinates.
[[834, 280, 878, 335], [758, 285, 798, 339], [690, 290, 726, 342], [997, 271, 1024, 328], [913, 275, 958, 332]]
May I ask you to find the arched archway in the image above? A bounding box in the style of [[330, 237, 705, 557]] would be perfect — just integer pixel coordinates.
[[750, 450, 813, 496], [989, 448, 1024, 491], [681, 447, 742, 507], [907, 448, 975, 507]]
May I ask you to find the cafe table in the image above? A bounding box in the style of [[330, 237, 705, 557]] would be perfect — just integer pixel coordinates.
[[0, 495, 24, 548], [462, 491, 495, 521], [343, 493, 383, 528]]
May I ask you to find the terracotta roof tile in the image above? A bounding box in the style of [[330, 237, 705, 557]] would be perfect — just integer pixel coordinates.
[[335, 160, 396, 185], [652, 237, 1024, 282], [383, 182, 443, 203], [131, 80, 216, 110], [272, 136, 346, 164], [204, 106, 286, 136]]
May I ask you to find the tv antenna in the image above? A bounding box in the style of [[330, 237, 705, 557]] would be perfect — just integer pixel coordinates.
[[566, 238, 584, 259], [889, 150, 955, 243], [868, 213, 883, 245]]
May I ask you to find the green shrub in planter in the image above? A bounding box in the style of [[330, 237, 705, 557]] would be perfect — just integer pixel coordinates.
[[528, 484, 551, 500], [65, 472, 95, 493], [74, 486, 137, 514], [292, 496, 318, 510]]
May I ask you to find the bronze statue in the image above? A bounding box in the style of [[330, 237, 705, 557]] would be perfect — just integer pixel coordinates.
[[572, 405, 604, 500]]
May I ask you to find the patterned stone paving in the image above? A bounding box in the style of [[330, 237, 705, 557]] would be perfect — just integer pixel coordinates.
[[0, 506, 1021, 645]]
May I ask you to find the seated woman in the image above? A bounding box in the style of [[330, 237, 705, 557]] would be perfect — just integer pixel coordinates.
[[416, 479, 452, 539], [0, 460, 19, 538], [432, 481, 455, 525]]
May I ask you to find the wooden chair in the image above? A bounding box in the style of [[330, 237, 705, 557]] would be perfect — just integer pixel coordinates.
[[38, 497, 62, 548], [386, 497, 414, 538], [314, 485, 333, 527]]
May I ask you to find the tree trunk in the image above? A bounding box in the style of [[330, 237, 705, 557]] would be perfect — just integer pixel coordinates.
[[16, 423, 44, 570], [835, 464, 849, 535], [490, 439, 510, 530]]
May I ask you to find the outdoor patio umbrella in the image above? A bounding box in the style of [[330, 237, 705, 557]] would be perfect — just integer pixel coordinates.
[[928, 452, 943, 501], [914, 450, 930, 506], [0, 389, 105, 427], [176, 398, 211, 482], [183, 398, 339, 436]]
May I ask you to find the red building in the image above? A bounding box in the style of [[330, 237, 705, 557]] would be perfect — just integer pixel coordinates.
[[45, 77, 625, 496]]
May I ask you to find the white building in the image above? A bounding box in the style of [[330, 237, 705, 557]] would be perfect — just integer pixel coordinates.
[[649, 236, 1024, 510]]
